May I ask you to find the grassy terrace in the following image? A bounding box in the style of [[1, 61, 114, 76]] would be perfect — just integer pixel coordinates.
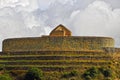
[[0, 54, 111, 57], [0, 60, 111, 62], [0, 61, 111, 65], [5, 65, 110, 71], [5, 66, 87, 71], [0, 56, 111, 61], [5, 64, 110, 67], [0, 51, 113, 71], [1, 51, 106, 55]]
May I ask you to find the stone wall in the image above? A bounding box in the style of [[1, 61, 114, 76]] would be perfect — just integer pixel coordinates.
[[2, 36, 114, 52]]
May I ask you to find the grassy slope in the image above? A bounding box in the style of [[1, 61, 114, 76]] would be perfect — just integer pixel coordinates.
[[0, 51, 116, 80]]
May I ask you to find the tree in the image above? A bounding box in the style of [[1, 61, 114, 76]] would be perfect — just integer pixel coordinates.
[[0, 74, 13, 80], [24, 67, 43, 80]]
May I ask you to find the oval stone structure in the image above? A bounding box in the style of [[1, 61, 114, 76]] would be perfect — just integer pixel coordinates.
[[0, 24, 118, 75], [2, 36, 114, 52]]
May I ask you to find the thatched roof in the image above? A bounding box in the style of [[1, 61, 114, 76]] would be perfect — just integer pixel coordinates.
[[49, 24, 71, 36]]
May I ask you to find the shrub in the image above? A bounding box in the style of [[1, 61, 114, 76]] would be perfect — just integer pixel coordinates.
[[62, 70, 78, 78], [0, 74, 13, 80], [103, 69, 112, 77], [84, 75, 92, 80], [83, 67, 115, 80], [69, 70, 78, 77], [24, 67, 43, 80], [99, 67, 113, 77], [88, 67, 99, 77], [0, 65, 5, 71], [82, 67, 99, 80]]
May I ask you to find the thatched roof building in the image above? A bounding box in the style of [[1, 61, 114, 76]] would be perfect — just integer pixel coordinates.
[[49, 24, 72, 36]]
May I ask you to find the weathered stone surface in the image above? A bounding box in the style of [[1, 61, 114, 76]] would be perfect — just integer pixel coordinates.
[[2, 36, 114, 52]]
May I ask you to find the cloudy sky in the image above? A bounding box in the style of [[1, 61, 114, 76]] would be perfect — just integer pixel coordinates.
[[0, 0, 120, 50]]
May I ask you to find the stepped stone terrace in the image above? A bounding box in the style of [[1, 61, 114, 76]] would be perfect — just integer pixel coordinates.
[[0, 24, 120, 72]]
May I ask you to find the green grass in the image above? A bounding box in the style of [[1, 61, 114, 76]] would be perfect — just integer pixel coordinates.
[[2, 52, 111, 56], [3, 62, 110, 67], [0, 54, 111, 57], [5, 65, 107, 68], [0, 60, 111, 63], [0, 51, 113, 72], [0, 61, 111, 67]]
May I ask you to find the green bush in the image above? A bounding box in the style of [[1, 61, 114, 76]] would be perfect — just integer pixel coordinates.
[[83, 67, 115, 80], [82, 67, 99, 80], [62, 70, 78, 78], [99, 67, 113, 77], [0, 65, 5, 71], [0, 74, 13, 80], [24, 67, 43, 80], [84, 75, 92, 80]]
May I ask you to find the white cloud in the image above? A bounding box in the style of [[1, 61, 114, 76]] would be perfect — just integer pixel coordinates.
[[0, 0, 52, 50], [70, 0, 113, 36], [0, 0, 18, 8], [69, 0, 120, 46]]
